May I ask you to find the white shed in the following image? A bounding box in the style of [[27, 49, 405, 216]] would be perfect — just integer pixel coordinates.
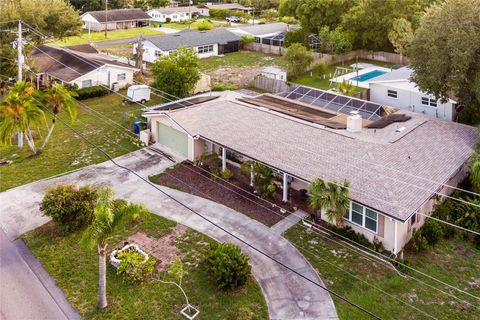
[[261, 67, 287, 82]]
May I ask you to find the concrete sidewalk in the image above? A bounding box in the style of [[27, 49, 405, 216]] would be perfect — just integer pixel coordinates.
[[0, 148, 338, 320]]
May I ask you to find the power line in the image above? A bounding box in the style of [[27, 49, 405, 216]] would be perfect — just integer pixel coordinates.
[[36, 102, 383, 320]]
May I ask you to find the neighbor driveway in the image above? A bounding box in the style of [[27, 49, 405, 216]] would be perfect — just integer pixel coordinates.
[[0, 148, 338, 320]]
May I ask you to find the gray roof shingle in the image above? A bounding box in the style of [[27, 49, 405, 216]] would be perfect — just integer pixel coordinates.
[[145, 29, 240, 51], [157, 96, 477, 221], [85, 9, 151, 23]]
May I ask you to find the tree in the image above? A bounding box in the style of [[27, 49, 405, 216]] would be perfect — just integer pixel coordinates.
[[296, 0, 356, 34], [284, 43, 314, 79], [40, 84, 78, 151], [308, 178, 350, 227], [340, 0, 420, 51], [81, 188, 147, 309], [151, 46, 200, 98], [337, 80, 356, 96], [263, 9, 278, 22], [278, 0, 299, 17], [0, 0, 82, 78], [0, 82, 44, 155], [388, 18, 413, 64], [317, 26, 352, 54], [284, 29, 310, 48], [407, 0, 480, 124]]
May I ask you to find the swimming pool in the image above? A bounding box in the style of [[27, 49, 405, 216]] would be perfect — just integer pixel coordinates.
[[350, 70, 387, 82]]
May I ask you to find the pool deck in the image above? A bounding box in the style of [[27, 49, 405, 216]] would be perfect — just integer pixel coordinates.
[[331, 66, 392, 88]]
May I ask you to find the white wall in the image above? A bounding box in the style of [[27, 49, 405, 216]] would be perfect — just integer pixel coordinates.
[[369, 82, 455, 121], [71, 65, 135, 89], [148, 10, 191, 22], [135, 41, 219, 63]]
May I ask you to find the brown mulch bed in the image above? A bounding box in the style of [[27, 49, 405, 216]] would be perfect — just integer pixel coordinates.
[[151, 162, 292, 226]]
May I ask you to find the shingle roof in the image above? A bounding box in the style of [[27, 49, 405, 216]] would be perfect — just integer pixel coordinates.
[[229, 22, 300, 36], [30, 45, 136, 82], [202, 3, 251, 10], [149, 6, 200, 14], [84, 9, 151, 23], [150, 94, 477, 221], [144, 28, 240, 51]]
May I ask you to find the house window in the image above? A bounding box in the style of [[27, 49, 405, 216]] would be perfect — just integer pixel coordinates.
[[197, 44, 214, 54], [421, 97, 429, 105], [422, 97, 438, 107], [387, 90, 397, 98], [81, 80, 92, 88], [429, 99, 437, 107], [155, 50, 162, 57], [117, 73, 126, 81], [345, 201, 379, 233]]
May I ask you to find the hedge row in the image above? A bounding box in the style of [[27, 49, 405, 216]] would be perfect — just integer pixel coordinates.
[[76, 85, 109, 100]]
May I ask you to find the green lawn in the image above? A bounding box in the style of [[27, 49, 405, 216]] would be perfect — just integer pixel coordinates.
[[285, 224, 480, 320], [200, 50, 288, 72], [291, 59, 396, 93], [0, 91, 164, 192], [49, 28, 164, 46], [162, 19, 231, 30], [23, 212, 268, 319]]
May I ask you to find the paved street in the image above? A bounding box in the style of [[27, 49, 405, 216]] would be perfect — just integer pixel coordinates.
[[0, 147, 338, 320]]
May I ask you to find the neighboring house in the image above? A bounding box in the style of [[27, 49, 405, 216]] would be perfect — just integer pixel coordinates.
[[30, 44, 138, 89], [369, 67, 458, 121], [261, 67, 287, 82], [197, 3, 253, 16], [148, 6, 200, 22], [142, 89, 477, 254], [228, 22, 299, 43], [81, 9, 151, 32], [134, 29, 240, 62]]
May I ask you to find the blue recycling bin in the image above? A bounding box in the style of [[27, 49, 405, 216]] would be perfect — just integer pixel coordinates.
[[133, 121, 142, 134]]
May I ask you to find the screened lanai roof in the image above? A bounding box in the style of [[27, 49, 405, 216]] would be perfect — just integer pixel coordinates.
[[278, 86, 388, 121]]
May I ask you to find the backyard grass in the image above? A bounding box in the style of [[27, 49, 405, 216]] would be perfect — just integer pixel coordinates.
[[23, 211, 268, 319], [291, 59, 396, 93], [285, 224, 480, 320], [49, 28, 164, 46], [0, 91, 164, 192], [200, 50, 287, 72], [162, 19, 228, 30]]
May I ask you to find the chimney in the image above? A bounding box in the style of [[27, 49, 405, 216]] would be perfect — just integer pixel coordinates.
[[347, 111, 362, 133]]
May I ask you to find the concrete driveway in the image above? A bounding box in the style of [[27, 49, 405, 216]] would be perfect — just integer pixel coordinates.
[[0, 148, 338, 320]]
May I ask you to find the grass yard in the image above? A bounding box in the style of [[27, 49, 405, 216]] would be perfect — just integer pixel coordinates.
[[285, 224, 480, 320], [0, 91, 164, 192], [49, 28, 164, 46], [291, 59, 396, 93], [200, 50, 287, 72], [23, 212, 268, 319], [162, 19, 231, 30]]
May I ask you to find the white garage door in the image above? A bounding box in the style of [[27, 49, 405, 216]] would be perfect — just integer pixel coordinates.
[[157, 123, 189, 157]]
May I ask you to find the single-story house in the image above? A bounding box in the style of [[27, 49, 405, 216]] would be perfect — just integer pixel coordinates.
[[142, 90, 477, 254], [81, 9, 151, 32], [197, 3, 253, 16], [30, 44, 138, 89], [148, 6, 200, 22], [134, 28, 240, 62], [368, 67, 458, 121], [228, 22, 300, 43]]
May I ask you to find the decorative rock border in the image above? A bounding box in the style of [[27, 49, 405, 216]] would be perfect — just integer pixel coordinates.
[[109, 244, 149, 268]]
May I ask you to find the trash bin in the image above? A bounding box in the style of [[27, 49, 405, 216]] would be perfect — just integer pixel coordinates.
[[133, 121, 142, 134]]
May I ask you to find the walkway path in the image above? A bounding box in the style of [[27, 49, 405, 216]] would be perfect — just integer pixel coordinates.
[[0, 148, 338, 320], [270, 210, 308, 235]]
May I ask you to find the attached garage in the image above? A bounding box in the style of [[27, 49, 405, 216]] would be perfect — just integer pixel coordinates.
[[157, 122, 189, 157]]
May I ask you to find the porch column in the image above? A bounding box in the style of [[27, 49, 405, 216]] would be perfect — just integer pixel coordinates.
[[222, 147, 226, 171], [282, 172, 288, 202], [393, 219, 398, 255], [250, 163, 254, 187]]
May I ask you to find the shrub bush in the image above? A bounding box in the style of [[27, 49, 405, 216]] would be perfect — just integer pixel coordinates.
[[328, 225, 372, 248], [76, 85, 109, 100], [204, 243, 251, 290], [166, 17, 171, 23], [40, 184, 98, 235], [409, 228, 429, 252], [196, 20, 213, 31], [196, 152, 221, 172], [421, 219, 444, 245], [116, 249, 156, 284]]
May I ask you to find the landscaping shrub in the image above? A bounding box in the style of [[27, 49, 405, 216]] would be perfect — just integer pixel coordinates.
[[197, 152, 221, 172], [421, 219, 444, 245], [196, 20, 213, 31], [166, 17, 171, 23], [116, 249, 156, 284], [217, 168, 233, 180], [204, 243, 251, 290], [240, 35, 256, 46], [328, 224, 372, 248], [76, 85, 109, 100], [392, 257, 412, 273], [409, 228, 429, 252], [40, 184, 98, 235]]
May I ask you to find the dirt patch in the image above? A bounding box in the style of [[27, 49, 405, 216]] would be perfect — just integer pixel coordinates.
[[453, 243, 475, 258], [122, 224, 187, 271], [151, 162, 290, 226], [207, 66, 265, 88]]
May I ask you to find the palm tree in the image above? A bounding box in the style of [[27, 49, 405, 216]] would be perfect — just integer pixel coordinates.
[[0, 81, 44, 154], [337, 80, 357, 96], [40, 83, 78, 150], [81, 187, 147, 309], [308, 178, 351, 227]]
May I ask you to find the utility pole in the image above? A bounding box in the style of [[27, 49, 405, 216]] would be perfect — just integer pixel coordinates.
[[104, 0, 108, 39], [17, 19, 24, 148]]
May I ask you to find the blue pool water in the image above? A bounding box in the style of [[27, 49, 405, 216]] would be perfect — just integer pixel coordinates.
[[350, 70, 387, 82]]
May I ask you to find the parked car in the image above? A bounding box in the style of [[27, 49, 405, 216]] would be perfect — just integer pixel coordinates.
[[226, 16, 241, 23], [126, 85, 150, 104]]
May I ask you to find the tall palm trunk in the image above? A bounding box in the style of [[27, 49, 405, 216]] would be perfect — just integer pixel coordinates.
[[40, 116, 56, 151], [97, 243, 108, 309], [24, 126, 38, 155]]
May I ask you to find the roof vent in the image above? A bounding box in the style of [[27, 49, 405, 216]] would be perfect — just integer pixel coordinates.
[[347, 111, 362, 133]]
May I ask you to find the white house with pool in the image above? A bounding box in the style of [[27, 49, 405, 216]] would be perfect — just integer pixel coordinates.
[[331, 63, 392, 89], [368, 67, 458, 122]]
